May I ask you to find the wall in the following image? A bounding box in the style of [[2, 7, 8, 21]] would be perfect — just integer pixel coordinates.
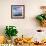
[[0, 0, 46, 41]]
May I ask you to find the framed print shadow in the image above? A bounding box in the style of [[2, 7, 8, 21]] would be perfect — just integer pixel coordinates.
[[11, 5, 25, 19]]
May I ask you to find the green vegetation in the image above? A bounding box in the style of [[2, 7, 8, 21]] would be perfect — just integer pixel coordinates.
[[36, 14, 46, 21], [5, 26, 18, 39]]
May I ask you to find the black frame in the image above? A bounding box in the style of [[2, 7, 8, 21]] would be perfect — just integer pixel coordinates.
[[11, 5, 25, 19]]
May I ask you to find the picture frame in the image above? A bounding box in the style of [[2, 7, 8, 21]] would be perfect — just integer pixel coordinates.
[[11, 5, 25, 19]]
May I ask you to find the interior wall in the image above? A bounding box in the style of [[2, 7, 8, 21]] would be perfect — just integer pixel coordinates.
[[0, 0, 46, 38]]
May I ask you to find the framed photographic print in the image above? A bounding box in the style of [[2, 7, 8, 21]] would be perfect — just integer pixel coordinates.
[[11, 5, 25, 19]]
